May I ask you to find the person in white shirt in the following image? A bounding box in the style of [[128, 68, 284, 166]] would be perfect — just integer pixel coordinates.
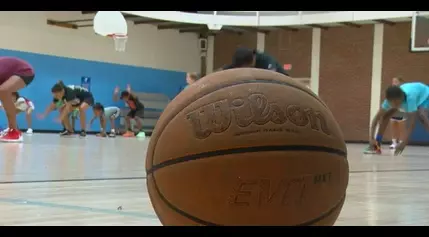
[[89, 103, 121, 137], [0, 92, 35, 134]]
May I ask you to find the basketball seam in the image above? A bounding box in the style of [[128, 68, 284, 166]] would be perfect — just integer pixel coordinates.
[[151, 176, 346, 226], [296, 194, 346, 226], [149, 77, 344, 226], [150, 78, 340, 170], [147, 145, 347, 175]]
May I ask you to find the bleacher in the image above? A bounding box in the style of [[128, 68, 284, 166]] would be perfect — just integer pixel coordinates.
[[118, 92, 171, 134]]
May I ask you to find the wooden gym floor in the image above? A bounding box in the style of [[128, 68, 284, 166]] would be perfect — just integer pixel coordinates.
[[0, 134, 428, 226]]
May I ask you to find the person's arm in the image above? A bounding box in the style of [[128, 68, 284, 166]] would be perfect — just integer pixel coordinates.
[[126, 84, 138, 97], [42, 102, 57, 117], [89, 115, 96, 125], [100, 115, 107, 132], [369, 99, 396, 141], [256, 52, 289, 76], [404, 112, 417, 144], [417, 108, 429, 131], [275, 65, 289, 76], [113, 86, 120, 102], [369, 108, 386, 142]]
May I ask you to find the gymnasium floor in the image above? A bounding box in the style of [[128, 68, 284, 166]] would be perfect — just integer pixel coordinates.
[[0, 134, 428, 226]]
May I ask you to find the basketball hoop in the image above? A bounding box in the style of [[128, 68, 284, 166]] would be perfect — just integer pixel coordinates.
[[93, 11, 128, 52], [108, 34, 128, 52]]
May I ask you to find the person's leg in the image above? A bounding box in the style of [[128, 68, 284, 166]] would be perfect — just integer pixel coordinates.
[[25, 105, 34, 134], [96, 117, 107, 137], [61, 121, 67, 132], [61, 108, 73, 135], [58, 106, 73, 135], [109, 117, 116, 137], [123, 109, 136, 137], [0, 75, 30, 142], [78, 102, 91, 137], [108, 110, 120, 137], [390, 119, 400, 149], [71, 115, 76, 132], [398, 119, 407, 144], [123, 116, 135, 137], [15, 109, 23, 130], [0, 76, 25, 130], [135, 110, 146, 137], [135, 116, 143, 131]]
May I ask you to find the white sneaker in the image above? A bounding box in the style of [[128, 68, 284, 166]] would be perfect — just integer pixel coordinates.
[[389, 143, 397, 149], [0, 128, 10, 137], [26, 128, 33, 134]]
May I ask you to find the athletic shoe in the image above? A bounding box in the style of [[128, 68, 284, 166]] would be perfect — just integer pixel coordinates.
[[26, 128, 33, 134], [136, 131, 146, 138], [59, 129, 67, 135], [80, 131, 87, 137], [389, 143, 396, 149], [364, 143, 382, 155], [0, 129, 23, 143], [96, 132, 107, 137], [108, 132, 116, 138], [60, 130, 73, 136], [123, 131, 135, 137], [0, 128, 10, 137]]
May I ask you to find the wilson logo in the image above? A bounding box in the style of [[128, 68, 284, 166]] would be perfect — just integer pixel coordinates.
[[186, 93, 330, 139]]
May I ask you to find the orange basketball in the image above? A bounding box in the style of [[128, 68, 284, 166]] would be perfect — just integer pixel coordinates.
[[146, 68, 349, 226]]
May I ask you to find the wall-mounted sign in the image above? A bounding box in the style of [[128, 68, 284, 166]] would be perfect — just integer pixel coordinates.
[[81, 76, 91, 92], [284, 64, 292, 70]]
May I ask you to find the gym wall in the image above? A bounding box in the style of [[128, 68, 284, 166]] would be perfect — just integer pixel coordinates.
[[0, 11, 201, 131], [213, 31, 257, 70], [213, 22, 429, 144]]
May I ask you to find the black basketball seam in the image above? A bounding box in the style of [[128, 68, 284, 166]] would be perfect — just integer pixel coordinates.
[[296, 194, 346, 226], [147, 145, 347, 175], [149, 176, 220, 226], [149, 77, 345, 226], [151, 177, 346, 226]]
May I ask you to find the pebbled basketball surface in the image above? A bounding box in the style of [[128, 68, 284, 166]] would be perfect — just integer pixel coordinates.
[[146, 68, 349, 226]]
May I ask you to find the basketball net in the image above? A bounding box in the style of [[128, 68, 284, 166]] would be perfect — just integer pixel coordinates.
[[108, 34, 128, 52]]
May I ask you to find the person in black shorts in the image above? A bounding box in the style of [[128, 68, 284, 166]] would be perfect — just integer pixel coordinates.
[[38, 81, 94, 137], [222, 47, 289, 76], [113, 84, 145, 137]]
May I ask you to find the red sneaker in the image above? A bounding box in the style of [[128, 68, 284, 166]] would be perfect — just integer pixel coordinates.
[[0, 129, 23, 143]]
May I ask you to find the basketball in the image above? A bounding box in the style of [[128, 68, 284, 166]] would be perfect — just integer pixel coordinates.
[[146, 68, 349, 226]]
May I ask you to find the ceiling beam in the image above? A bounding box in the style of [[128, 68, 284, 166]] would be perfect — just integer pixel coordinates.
[[158, 23, 200, 30], [340, 22, 361, 28], [80, 11, 135, 19], [55, 18, 92, 24], [374, 19, 395, 26], [232, 26, 271, 34], [77, 24, 93, 28], [274, 26, 299, 32], [47, 19, 78, 29], [179, 27, 207, 33], [134, 19, 168, 25], [308, 24, 329, 30], [220, 27, 242, 35]]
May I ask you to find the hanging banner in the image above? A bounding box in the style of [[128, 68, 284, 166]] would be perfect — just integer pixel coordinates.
[[81, 76, 91, 92]]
